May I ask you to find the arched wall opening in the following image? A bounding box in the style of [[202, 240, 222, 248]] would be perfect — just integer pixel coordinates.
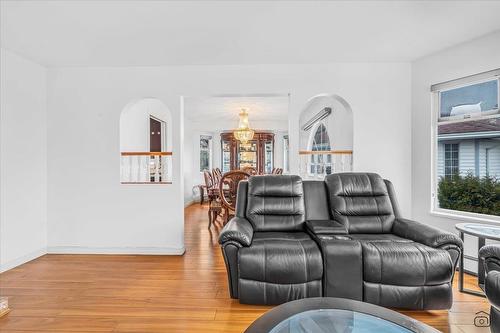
[[119, 98, 173, 183], [299, 93, 353, 178], [120, 98, 173, 152]]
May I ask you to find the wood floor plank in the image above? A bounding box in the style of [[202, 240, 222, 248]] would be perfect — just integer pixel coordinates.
[[0, 203, 491, 332]]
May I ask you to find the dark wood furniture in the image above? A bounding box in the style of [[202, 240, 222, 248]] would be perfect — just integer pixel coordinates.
[[219, 171, 250, 223], [271, 167, 283, 174], [203, 171, 222, 229], [212, 168, 222, 186], [221, 132, 274, 175], [241, 166, 258, 175]]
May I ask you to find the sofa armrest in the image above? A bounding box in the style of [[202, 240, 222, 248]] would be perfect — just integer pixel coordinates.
[[480, 245, 500, 274], [486, 270, 500, 310], [306, 220, 348, 235], [480, 245, 500, 262], [392, 218, 463, 249], [218, 217, 254, 247]]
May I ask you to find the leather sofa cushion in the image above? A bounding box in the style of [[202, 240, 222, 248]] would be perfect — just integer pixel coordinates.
[[362, 241, 454, 286], [306, 220, 348, 235], [363, 282, 453, 310], [248, 175, 304, 197], [238, 232, 322, 284], [347, 234, 412, 242], [238, 279, 322, 305], [303, 181, 331, 221], [325, 173, 396, 233], [246, 175, 305, 231]]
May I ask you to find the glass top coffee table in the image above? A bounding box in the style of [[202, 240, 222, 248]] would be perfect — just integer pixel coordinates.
[[245, 298, 439, 333], [455, 223, 500, 297]]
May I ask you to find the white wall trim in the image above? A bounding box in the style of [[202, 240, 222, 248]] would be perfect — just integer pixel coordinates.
[[430, 209, 500, 225], [184, 198, 196, 208], [46, 246, 185, 255], [0, 247, 47, 273]]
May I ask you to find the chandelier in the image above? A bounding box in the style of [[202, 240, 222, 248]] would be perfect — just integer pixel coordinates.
[[233, 108, 255, 144]]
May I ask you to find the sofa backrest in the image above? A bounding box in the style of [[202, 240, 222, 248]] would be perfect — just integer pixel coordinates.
[[303, 180, 331, 221], [245, 175, 305, 232], [325, 173, 396, 233]]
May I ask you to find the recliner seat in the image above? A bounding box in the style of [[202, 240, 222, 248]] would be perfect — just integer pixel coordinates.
[[314, 173, 461, 309], [219, 175, 323, 305]]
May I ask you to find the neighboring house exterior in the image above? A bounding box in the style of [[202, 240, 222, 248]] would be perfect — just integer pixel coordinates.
[[437, 117, 500, 179]]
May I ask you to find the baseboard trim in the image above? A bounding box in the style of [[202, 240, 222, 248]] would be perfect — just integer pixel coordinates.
[[184, 198, 195, 207], [0, 247, 47, 273], [46, 246, 185, 255]]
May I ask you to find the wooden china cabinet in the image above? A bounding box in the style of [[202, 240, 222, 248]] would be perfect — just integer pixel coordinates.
[[221, 131, 275, 175]]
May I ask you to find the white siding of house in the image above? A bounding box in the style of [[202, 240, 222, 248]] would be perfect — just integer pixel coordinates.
[[437, 142, 445, 178], [458, 141, 475, 176], [438, 139, 500, 179], [489, 147, 500, 177], [480, 141, 500, 178], [479, 142, 487, 177]]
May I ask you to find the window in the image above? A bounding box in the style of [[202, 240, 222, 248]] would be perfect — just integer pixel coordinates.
[[439, 80, 498, 120], [200, 135, 212, 172], [283, 135, 289, 173], [310, 123, 332, 175], [444, 143, 459, 178], [433, 71, 500, 218]]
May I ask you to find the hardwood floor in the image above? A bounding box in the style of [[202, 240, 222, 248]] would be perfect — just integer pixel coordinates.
[[0, 203, 491, 332]]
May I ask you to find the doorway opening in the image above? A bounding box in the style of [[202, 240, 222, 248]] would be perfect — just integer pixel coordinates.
[[149, 116, 167, 152], [182, 93, 291, 231]]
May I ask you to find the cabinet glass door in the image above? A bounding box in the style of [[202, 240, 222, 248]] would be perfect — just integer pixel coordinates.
[[238, 142, 257, 169], [264, 140, 273, 174], [222, 140, 231, 172]]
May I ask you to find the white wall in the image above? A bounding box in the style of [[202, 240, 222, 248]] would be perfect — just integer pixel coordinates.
[[0, 49, 47, 271], [46, 69, 185, 254], [183, 115, 195, 206], [299, 94, 353, 151], [412, 31, 500, 271], [47, 62, 412, 254], [120, 98, 172, 152]]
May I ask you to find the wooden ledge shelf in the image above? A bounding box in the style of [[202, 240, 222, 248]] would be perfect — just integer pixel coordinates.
[[121, 182, 172, 185], [121, 152, 173, 156]]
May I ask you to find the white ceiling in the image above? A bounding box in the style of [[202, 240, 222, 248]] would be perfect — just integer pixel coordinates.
[[184, 95, 289, 123], [2, 1, 500, 67]]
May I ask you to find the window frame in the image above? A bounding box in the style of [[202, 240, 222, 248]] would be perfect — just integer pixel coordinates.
[[431, 72, 500, 223], [437, 79, 499, 122], [307, 122, 333, 176], [443, 143, 459, 179], [199, 135, 213, 173], [283, 134, 289, 173]]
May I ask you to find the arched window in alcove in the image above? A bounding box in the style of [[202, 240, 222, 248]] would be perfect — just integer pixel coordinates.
[[310, 123, 332, 174], [311, 123, 331, 151], [120, 98, 173, 184], [299, 94, 353, 179]]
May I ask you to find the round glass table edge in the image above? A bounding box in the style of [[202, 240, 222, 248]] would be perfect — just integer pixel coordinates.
[[244, 297, 440, 333], [268, 308, 413, 333], [455, 222, 500, 241]]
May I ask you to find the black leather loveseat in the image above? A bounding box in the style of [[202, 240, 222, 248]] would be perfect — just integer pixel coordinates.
[[219, 173, 462, 309]]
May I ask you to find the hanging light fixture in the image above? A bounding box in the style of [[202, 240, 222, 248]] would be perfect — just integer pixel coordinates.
[[233, 108, 255, 144]]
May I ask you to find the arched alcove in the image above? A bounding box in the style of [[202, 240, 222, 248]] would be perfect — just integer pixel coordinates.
[[119, 98, 173, 184], [299, 94, 353, 178]]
